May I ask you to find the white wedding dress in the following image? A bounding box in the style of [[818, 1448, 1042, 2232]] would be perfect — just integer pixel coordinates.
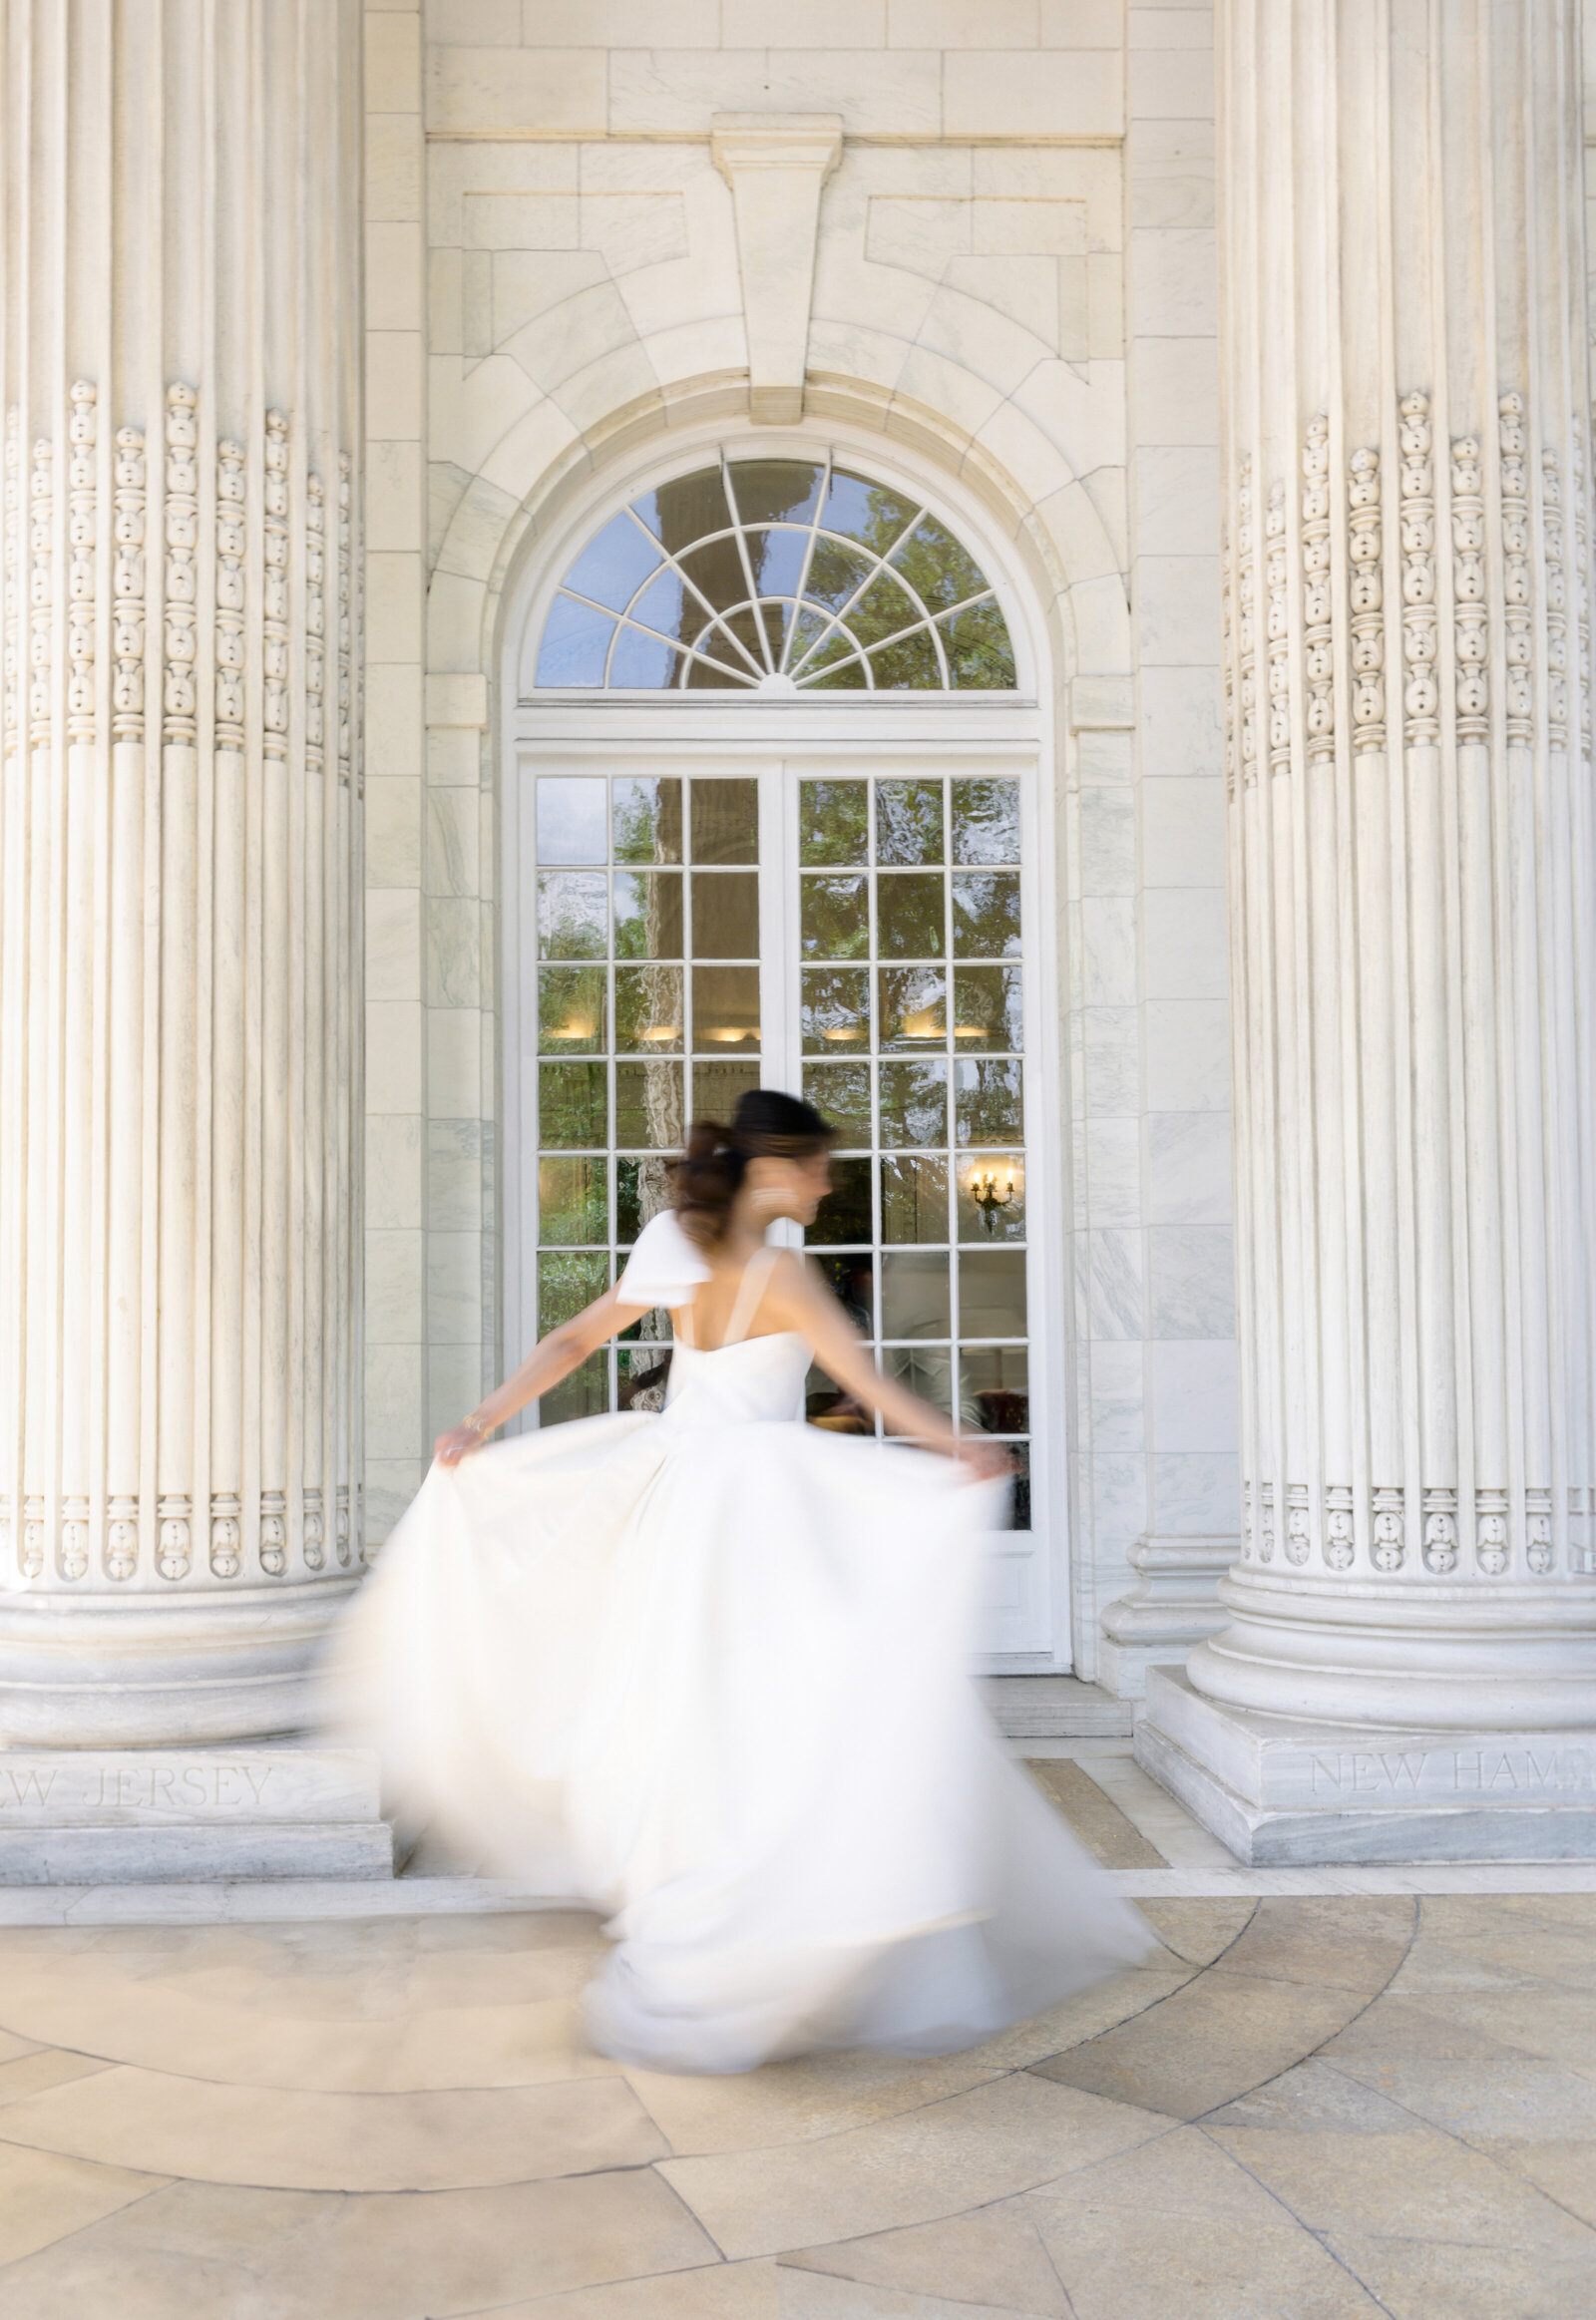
[[326, 1213, 1152, 2074]]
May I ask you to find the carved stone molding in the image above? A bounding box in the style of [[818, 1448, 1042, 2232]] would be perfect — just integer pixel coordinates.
[[711, 113, 843, 427]]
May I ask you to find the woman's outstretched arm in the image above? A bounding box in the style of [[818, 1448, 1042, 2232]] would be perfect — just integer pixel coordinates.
[[766, 1255, 1010, 1479], [434, 1284, 652, 1465]]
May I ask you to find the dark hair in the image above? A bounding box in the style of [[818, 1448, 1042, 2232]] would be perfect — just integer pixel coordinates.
[[671, 1088, 835, 1248]]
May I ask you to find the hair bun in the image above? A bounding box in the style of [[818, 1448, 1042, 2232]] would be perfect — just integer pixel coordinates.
[[669, 1088, 834, 1247]]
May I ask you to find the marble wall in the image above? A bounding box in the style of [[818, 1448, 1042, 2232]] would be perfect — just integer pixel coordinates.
[[360, 0, 1236, 1687]]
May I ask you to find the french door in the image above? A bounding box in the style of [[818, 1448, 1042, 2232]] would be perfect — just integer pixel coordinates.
[[515, 752, 1058, 1657]]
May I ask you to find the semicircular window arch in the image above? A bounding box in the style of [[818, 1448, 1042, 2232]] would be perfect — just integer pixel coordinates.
[[534, 452, 1017, 694]]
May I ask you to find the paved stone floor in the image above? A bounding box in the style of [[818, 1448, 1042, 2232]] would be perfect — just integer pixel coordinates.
[[0, 1764, 1591, 2317]]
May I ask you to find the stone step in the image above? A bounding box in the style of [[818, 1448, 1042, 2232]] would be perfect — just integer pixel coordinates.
[[982, 1676, 1134, 1740]]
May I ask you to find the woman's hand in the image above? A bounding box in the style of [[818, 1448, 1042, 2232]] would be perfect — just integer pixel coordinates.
[[952, 1434, 1014, 1483], [434, 1421, 489, 1467]]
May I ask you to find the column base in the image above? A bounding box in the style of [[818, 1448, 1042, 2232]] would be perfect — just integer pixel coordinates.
[[0, 1740, 394, 1883], [1136, 1665, 1596, 1865], [1097, 1534, 1235, 1700]]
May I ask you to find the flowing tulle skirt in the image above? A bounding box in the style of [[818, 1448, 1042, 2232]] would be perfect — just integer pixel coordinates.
[[324, 1404, 1153, 2073]]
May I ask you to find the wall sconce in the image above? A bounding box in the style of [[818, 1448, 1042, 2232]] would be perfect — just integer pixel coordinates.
[[968, 1162, 1017, 1232]]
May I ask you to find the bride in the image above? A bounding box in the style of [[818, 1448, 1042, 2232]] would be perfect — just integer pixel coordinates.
[[329, 1088, 1151, 2074]]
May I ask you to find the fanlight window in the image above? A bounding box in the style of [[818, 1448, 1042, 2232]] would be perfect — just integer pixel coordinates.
[[535, 453, 1016, 694]]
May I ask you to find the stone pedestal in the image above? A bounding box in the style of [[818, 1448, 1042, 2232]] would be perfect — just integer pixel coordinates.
[[1140, 0, 1596, 1859], [0, 1, 366, 1780], [1098, 1536, 1233, 1701], [0, 1742, 391, 1884], [1138, 1667, 1596, 1865]]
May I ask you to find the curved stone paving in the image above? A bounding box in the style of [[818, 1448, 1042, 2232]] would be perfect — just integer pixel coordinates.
[[0, 1893, 1587, 2314]]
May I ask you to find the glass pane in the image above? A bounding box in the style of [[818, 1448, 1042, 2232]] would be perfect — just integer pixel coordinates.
[[846, 571, 921, 649], [870, 627, 943, 690], [879, 966, 947, 1051], [879, 1059, 949, 1148], [539, 1155, 606, 1245], [685, 648, 752, 690], [961, 1345, 1029, 1434], [674, 533, 755, 619], [881, 1250, 952, 1339], [728, 459, 824, 528], [952, 778, 1021, 865], [959, 1247, 1027, 1338], [953, 966, 1023, 1052], [632, 467, 733, 556], [743, 527, 810, 597], [563, 511, 662, 611], [807, 1371, 874, 1433], [877, 872, 945, 960], [537, 776, 607, 865], [612, 871, 683, 960], [629, 569, 700, 648], [538, 872, 607, 960], [955, 1058, 1023, 1144], [939, 598, 1015, 688], [812, 1252, 875, 1335], [610, 627, 680, 688], [808, 1155, 872, 1246], [952, 871, 1021, 957], [786, 605, 833, 673], [539, 1060, 606, 1149], [882, 1155, 949, 1244], [803, 643, 869, 691], [690, 779, 759, 865], [819, 470, 919, 554], [618, 1345, 673, 1412], [799, 779, 869, 867], [615, 1060, 684, 1149], [885, 1344, 955, 1416], [957, 1153, 1025, 1242], [615, 964, 683, 1053], [801, 873, 870, 959], [539, 967, 606, 1052], [541, 1352, 608, 1427], [612, 776, 682, 864], [712, 606, 770, 678], [692, 965, 760, 1050], [616, 1153, 675, 1245], [538, 1250, 607, 1334], [690, 1058, 761, 1121], [1009, 1441, 1031, 1530], [877, 779, 945, 866], [803, 1060, 872, 1145], [889, 513, 989, 614], [802, 966, 871, 1052], [802, 536, 875, 616], [691, 871, 759, 959], [536, 596, 615, 688]]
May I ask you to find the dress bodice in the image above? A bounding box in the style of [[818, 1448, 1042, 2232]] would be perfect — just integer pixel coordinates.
[[661, 1330, 810, 1430], [615, 1211, 808, 1429]]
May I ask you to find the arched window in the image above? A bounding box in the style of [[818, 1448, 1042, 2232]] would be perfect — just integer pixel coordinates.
[[534, 451, 1016, 693]]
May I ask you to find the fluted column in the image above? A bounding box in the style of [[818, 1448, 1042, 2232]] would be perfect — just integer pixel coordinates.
[[0, 1, 363, 1742], [1140, 0, 1596, 1861]]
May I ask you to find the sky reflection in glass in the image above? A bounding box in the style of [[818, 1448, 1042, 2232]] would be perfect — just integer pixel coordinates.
[[535, 452, 1015, 692]]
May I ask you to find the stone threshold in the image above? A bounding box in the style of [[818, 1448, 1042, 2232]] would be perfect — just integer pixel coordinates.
[[981, 1675, 1134, 1739], [0, 1857, 1593, 1926]]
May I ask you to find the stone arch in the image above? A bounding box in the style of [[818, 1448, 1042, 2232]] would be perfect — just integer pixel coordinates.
[[427, 369, 1131, 714]]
